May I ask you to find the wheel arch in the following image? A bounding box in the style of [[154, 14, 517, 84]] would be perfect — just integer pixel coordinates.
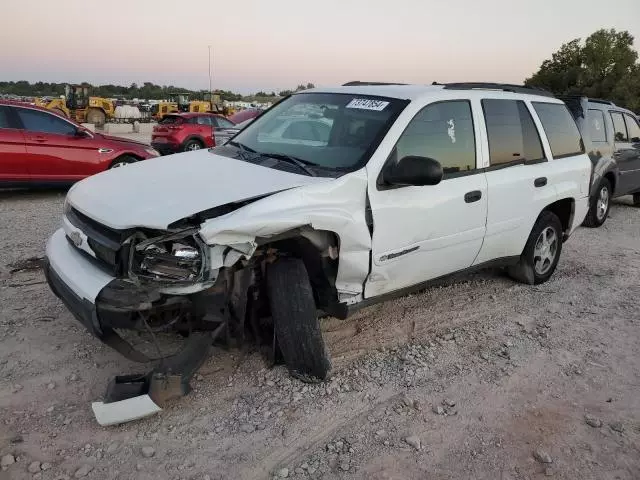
[[258, 227, 341, 308], [109, 153, 142, 168], [542, 197, 574, 240]]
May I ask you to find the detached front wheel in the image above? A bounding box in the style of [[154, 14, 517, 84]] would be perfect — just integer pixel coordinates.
[[266, 257, 332, 382]]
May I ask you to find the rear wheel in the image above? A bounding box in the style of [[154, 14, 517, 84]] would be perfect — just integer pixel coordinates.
[[582, 178, 611, 228], [182, 139, 204, 152], [508, 211, 563, 285], [266, 257, 332, 382], [86, 108, 106, 127], [632, 193, 640, 207], [109, 155, 136, 169]]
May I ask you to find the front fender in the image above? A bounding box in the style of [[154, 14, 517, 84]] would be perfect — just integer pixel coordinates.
[[198, 170, 371, 295]]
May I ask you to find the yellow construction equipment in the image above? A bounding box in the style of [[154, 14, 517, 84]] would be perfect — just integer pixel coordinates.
[[35, 85, 115, 127]]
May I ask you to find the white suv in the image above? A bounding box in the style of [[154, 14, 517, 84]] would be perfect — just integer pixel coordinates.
[[45, 82, 591, 382]]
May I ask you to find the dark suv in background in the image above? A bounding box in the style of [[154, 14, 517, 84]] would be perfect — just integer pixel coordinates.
[[562, 96, 640, 227]]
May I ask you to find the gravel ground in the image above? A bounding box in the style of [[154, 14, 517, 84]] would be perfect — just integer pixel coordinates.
[[1, 190, 639, 480]]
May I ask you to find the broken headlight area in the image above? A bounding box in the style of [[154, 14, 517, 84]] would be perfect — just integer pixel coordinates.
[[128, 229, 208, 284]]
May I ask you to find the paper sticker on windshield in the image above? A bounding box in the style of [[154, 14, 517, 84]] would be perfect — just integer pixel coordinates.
[[346, 99, 389, 111]]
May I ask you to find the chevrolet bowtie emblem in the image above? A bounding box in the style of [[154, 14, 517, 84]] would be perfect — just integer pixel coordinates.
[[69, 230, 82, 247]]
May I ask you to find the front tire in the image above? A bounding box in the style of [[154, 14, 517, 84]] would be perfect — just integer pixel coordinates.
[[508, 211, 563, 285], [582, 178, 611, 228], [109, 155, 136, 169], [632, 193, 640, 207], [266, 257, 332, 382]]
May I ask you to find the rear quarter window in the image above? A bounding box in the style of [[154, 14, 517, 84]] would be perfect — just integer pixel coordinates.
[[532, 102, 584, 158]]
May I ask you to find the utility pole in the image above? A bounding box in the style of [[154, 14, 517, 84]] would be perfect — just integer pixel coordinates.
[[208, 45, 212, 95]]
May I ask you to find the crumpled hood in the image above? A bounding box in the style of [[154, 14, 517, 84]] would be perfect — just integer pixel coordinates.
[[67, 150, 331, 230]]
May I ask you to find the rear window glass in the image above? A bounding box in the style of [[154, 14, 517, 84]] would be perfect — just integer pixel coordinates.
[[482, 99, 545, 165], [159, 116, 183, 125], [587, 109, 607, 143], [532, 102, 584, 158]]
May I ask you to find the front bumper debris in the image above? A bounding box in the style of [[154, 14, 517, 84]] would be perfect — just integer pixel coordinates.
[[92, 325, 225, 426]]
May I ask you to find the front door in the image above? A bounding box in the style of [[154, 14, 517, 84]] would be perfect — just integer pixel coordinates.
[[16, 107, 102, 180], [610, 111, 640, 195], [366, 99, 488, 298]]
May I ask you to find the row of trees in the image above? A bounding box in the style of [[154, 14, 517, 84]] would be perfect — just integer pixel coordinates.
[[525, 29, 640, 112], [0, 80, 316, 102]]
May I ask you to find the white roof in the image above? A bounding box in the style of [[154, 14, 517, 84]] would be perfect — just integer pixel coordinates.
[[303, 84, 561, 104]]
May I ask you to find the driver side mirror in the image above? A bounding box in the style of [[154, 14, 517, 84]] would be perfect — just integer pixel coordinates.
[[75, 127, 92, 138], [383, 155, 443, 186]]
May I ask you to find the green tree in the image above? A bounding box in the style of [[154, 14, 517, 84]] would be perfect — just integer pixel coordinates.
[[525, 29, 640, 111]]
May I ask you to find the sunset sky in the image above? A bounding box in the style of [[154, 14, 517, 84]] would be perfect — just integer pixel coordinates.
[[2, 0, 639, 94]]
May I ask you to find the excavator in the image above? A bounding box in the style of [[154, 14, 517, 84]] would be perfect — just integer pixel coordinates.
[[35, 85, 115, 127]]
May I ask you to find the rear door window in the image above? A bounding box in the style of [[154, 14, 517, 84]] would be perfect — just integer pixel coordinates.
[[0, 106, 12, 128], [16, 108, 76, 135], [610, 112, 628, 142], [196, 116, 213, 126], [482, 99, 545, 166], [623, 114, 640, 143], [587, 109, 607, 143], [532, 102, 584, 157]]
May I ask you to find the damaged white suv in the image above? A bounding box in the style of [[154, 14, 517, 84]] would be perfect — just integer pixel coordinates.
[[46, 82, 591, 382]]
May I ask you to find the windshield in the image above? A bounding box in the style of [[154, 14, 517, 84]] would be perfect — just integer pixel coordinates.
[[230, 92, 407, 171]]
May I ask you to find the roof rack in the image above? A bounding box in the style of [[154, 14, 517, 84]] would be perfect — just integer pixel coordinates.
[[587, 98, 615, 106], [342, 81, 407, 86], [433, 82, 555, 98]]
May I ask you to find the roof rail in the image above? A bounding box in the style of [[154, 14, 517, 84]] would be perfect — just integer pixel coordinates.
[[587, 98, 615, 106], [433, 82, 555, 98], [342, 81, 407, 86]]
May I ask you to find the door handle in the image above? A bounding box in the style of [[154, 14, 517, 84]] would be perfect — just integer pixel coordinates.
[[464, 190, 482, 203], [534, 177, 547, 187], [30, 135, 47, 143]]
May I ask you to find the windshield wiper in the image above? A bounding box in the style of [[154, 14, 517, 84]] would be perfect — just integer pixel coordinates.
[[227, 140, 260, 162], [259, 152, 318, 177], [228, 140, 257, 153]]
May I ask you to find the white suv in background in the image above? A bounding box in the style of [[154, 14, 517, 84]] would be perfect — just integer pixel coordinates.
[[46, 82, 591, 384]]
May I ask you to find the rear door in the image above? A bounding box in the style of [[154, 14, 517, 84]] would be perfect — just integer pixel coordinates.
[[621, 113, 640, 192], [195, 115, 215, 146], [610, 111, 638, 195], [474, 98, 558, 264], [16, 107, 102, 180], [0, 105, 29, 182]]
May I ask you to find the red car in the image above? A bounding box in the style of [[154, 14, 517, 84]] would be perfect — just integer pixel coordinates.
[[151, 112, 235, 155], [0, 101, 159, 186]]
